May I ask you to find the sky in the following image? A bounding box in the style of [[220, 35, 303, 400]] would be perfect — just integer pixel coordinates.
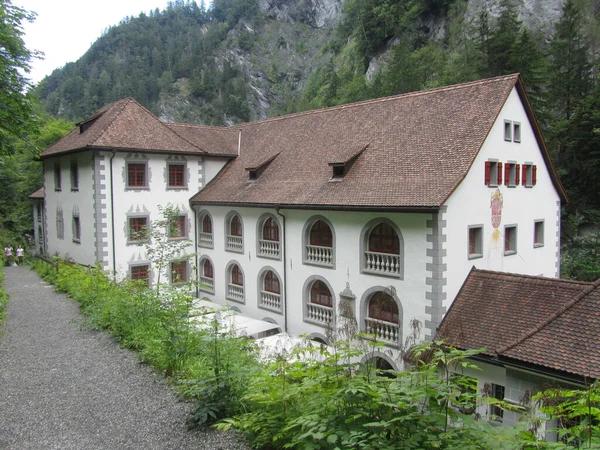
[[15, 0, 174, 84]]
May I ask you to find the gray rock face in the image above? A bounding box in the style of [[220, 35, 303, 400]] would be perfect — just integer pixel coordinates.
[[259, 0, 344, 28], [466, 0, 565, 37]]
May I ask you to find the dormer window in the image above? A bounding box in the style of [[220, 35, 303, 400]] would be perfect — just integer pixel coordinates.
[[332, 165, 345, 179], [245, 153, 280, 181], [329, 142, 369, 181]]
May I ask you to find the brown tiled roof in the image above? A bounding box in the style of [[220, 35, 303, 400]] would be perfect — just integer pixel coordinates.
[[191, 74, 540, 209], [437, 269, 600, 380], [29, 187, 44, 199], [166, 123, 239, 157], [41, 98, 207, 158]]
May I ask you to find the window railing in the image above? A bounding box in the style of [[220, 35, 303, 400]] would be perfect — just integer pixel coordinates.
[[305, 244, 333, 267], [226, 235, 243, 252], [365, 317, 400, 346], [364, 250, 401, 276], [227, 283, 244, 303], [259, 290, 282, 312], [306, 302, 333, 326], [200, 276, 214, 293], [198, 232, 213, 248], [258, 239, 280, 258]]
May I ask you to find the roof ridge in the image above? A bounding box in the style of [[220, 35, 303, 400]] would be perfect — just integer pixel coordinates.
[[236, 74, 520, 129], [120, 99, 208, 154], [167, 122, 237, 132], [473, 268, 593, 286], [89, 98, 133, 147], [497, 278, 600, 354]]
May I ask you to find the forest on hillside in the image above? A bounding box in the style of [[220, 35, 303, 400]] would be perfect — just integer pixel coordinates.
[[1, 0, 600, 280]]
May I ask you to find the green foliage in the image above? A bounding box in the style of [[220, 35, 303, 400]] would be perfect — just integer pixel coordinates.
[[0, 0, 41, 154], [0, 106, 71, 236], [534, 382, 600, 448]]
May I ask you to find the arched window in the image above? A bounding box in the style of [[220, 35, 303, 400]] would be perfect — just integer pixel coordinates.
[[368, 292, 399, 323], [202, 214, 212, 233], [230, 215, 242, 236], [362, 220, 403, 277], [368, 223, 399, 254], [262, 218, 279, 241], [203, 259, 213, 279], [231, 264, 243, 286], [227, 262, 245, 303], [304, 217, 335, 268], [310, 220, 332, 247], [258, 215, 281, 259], [199, 258, 214, 294], [310, 280, 332, 307], [264, 270, 280, 294], [225, 212, 243, 253]]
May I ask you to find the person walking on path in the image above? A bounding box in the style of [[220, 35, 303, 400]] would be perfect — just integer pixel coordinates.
[[0, 267, 250, 450], [15, 245, 24, 266], [4, 244, 13, 266]]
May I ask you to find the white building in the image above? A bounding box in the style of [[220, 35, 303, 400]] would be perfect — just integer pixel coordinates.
[[35, 74, 567, 368], [37, 98, 236, 283]]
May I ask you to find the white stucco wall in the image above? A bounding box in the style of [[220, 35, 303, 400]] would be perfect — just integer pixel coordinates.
[[444, 87, 562, 306], [195, 205, 432, 354], [43, 152, 97, 266]]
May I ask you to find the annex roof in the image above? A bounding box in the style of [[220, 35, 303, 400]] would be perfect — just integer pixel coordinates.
[[29, 187, 44, 199], [191, 74, 565, 209], [437, 269, 600, 380], [40, 98, 208, 158]]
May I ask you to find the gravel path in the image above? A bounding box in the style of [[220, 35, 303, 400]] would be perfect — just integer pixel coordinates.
[[0, 266, 251, 450]]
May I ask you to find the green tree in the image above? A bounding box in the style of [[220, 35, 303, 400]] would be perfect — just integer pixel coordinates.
[[0, 0, 40, 153]]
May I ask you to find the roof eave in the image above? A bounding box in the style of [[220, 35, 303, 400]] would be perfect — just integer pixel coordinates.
[[40, 145, 210, 160], [188, 200, 439, 213]]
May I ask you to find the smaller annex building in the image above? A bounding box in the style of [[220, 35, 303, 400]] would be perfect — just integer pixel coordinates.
[[437, 268, 600, 439]]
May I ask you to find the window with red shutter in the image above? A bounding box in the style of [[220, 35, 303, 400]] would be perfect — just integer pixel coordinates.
[[504, 163, 510, 186], [532, 165, 537, 185], [485, 161, 491, 185], [497, 162, 503, 185], [515, 164, 520, 185]]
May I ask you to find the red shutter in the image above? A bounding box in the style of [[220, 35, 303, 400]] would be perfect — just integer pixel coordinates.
[[497, 162, 503, 185], [532, 165, 537, 185], [515, 164, 520, 185], [504, 163, 510, 186], [522, 164, 528, 185], [485, 161, 491, 185]]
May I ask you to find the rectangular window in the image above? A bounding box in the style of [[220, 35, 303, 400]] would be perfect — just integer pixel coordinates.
[[54, 162, 62, 191], [504, 225, 517, 255], [504, 120, 512, 141], [131, 264, 150, 286], [504, 162, 520, 187], [168, 164, 185, 187], [127, 163, 147, 188], [171, 261, 188, 284], [484, 161, 502, 186], [56, 211, 64, 240], [490, 384, 505, 421], [70, 160, 79, 190], [73, 216, 81, 242], [513, 122, 521, 143], [468, 225, 483, 259], [522, 164, 537, 187], [169, 215, 186, 238], [534, 220, 544, 247], [128, 217, 148, 242]]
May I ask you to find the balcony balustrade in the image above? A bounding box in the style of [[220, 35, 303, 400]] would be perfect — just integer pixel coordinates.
[[198, 232, 213, 248], [364, 250, 401, 276], [226, 235, 243, 252], [306, 302, 333, 325], [260, 290, 282, 312], [305, 244, 333, 267], [258, 239, 280, 258], [364, 317, 400, 346], [227, 283, 244, 302], [200, 276, 214, 293]]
